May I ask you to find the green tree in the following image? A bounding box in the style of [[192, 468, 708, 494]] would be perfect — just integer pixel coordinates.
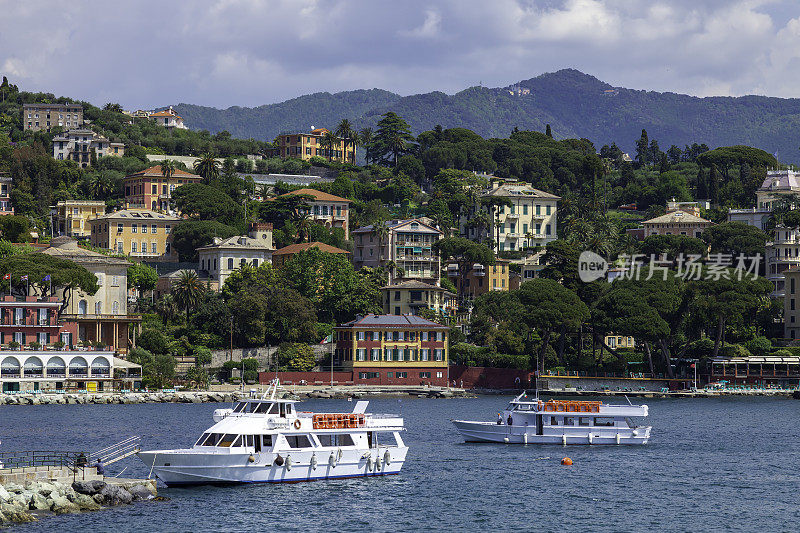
[[154, 294, 179, 327], [701, 222, 769, 259], [2, 253, 98, 307], [434, 237, 494, 302], [172, 270, 205, 322], [160, 159, 176, 180], [127, 262, 158, 296], [335, 119, 357, 164], [171, 220, 239, 261], [516, 279, 590, 368], [277, 342, 317, 371], [359, 127, 374, 164], [194, 152, 221, 184], [372, 112, 415, 167], [320, 131, 338, 162], [171, 183, 242, 226]]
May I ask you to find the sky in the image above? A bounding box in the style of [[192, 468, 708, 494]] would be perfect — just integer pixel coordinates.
[[1, 0, 799, 110]]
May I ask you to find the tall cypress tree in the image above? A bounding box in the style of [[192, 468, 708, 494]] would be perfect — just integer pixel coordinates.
[[545, 124, 552, 138]]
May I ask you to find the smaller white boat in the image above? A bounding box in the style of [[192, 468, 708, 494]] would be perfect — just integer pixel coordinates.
[[453, 393, 651, 445]]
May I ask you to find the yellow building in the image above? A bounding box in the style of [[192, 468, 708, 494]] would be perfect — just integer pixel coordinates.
[[53, 200, 106, 238], [89, 209, 180, 261], [604, 334, 636, 350], [272, 128, 356, 164], [446, 259, 510, 299]]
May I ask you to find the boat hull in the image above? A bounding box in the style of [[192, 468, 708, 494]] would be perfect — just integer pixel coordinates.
[[452, 420, 650, 445], [138, 447, 408, 486]]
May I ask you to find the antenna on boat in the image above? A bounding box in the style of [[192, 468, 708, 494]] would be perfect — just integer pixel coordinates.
[[624, 395, 633, 406]]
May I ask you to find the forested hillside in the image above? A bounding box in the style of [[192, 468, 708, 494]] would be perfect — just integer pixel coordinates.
[[172, 69, 800, 162]]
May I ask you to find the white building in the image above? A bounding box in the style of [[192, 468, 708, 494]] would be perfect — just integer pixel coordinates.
[[52, 129, 124, 167], [149, 107, 187, 129], [198, 223, 274, 288], [0, 351, 140, 393], [466, 181, 560, 252], [728, 169, 800, 297]]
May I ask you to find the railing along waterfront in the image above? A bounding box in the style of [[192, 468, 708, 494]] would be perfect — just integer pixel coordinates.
[[0, 450, 88, 471]]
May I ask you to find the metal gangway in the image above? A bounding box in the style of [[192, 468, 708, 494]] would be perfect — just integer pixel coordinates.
[[89, 436, 141, 466]]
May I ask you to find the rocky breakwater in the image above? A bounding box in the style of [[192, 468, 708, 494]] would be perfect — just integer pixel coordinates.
[[0, 391, 244, 406], [0, 479, 157, 525]]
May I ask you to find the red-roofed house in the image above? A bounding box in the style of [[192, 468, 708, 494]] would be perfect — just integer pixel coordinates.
[[149, 107, 186, 129], [334, 314, 449, 385], [123, 165, 202, 212], [276, 188, 351, 238], [271, 241, 350, 268]]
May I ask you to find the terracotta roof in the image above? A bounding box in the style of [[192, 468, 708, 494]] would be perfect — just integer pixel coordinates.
[[272, 242, 350, 256], [642, 210, 712, 225], [124, 165, 200, 180], [338, 314, 448, 329], [150, 111, 182, 118], [277, 188, 350, 203]]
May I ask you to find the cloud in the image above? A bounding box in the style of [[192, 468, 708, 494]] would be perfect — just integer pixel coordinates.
[[0, 0, 798, 109], [399, 9, 442, 39]]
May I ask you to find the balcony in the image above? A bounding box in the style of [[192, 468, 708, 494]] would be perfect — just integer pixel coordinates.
[[505, 213, 520, 220]]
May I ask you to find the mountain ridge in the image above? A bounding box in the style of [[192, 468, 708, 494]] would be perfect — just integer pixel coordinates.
[[171, 69, 800, 161]]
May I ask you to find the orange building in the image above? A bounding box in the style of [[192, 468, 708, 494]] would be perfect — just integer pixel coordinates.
[[123, 165, 201, 212], [271, 128, 356, 164]]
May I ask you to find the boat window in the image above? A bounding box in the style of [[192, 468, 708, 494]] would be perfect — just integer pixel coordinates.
[[253, 402, 272, 414], [317, 434, 356, 447], [286, 404, 293, 415], [246, 435, 254, 447], [286, 435, 312, 448], [232, 436, 243, 447], [268, 403, 278, 414], [578, 417, 592, 426], [195, 432, 210, 446], [594, 417, 615, 427], [200, 433, 222, 446], [233, 402, 247, 413], [517, 404, 531, 411], [550, 417, 559, 425], [279, 403, 286, 418], [218, 434, 239, 447], [262, 435, 273, 447], [563, 417, 575, 426]]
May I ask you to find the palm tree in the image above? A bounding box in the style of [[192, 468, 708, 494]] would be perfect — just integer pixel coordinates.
[[320, 132, 339, 162], [375, 219, 389, 260], [160, 159, 176, 180], [172, 270, 204, 323], [154, 294, 179, 327], [295, 212, 312, 243], [359, 127, 374, 165], [194, 152, 220, 184], [335, 119, 357, 164]]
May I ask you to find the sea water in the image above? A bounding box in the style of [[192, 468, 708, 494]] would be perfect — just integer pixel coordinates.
[[5, 395, 799, 532]]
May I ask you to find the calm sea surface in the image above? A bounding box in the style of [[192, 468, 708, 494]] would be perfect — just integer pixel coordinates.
[[3, 395, 799, 532]]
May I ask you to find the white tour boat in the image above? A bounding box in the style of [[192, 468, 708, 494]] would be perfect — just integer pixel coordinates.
[[452, 393, 651, 445], [137, 380, 408, 485]]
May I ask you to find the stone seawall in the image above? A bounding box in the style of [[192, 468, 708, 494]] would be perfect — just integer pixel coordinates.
[[0, 391, 244, 406], [0, 477, 157, 525]]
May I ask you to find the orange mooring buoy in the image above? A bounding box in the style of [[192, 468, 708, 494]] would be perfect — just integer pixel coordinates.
[[561, 457, 573, 466]]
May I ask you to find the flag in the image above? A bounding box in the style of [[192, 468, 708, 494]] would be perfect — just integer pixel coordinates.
[[2, 274, 9, 280], [43, 275, 51, 282], [320, 334, 333, 344], [20, 275, 27, 281], [690, 363, 696, 369]]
